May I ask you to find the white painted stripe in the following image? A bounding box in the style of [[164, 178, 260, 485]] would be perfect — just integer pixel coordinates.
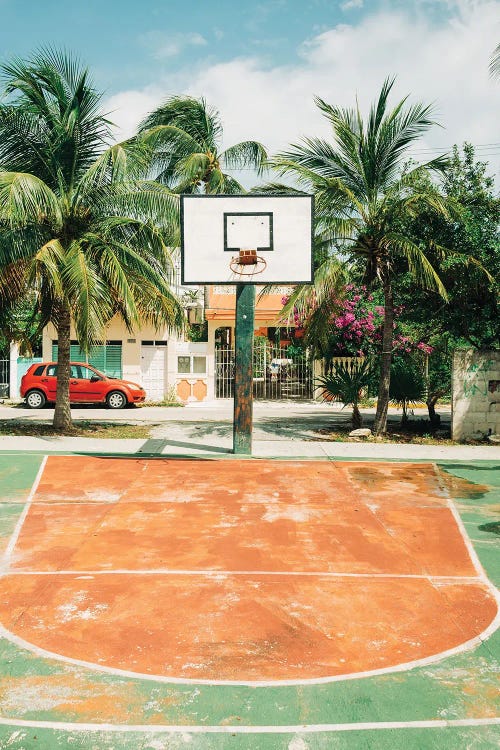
[[0, 716, 498, 733], [447, 500, 490, 584], [432, 463, 491, 585], [0, 458, 498, 688], [1, 597, 499, 688], [1, 456, 47, 572], [5, 569, 483, 582]]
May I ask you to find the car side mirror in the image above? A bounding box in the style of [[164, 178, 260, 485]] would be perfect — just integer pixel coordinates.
[[90, 376, 101, 382]]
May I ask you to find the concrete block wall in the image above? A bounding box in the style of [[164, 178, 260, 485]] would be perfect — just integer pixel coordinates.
[[452, 350, 500, 440]]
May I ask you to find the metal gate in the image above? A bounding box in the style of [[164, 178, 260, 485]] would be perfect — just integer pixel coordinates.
[[215, 344, 313, 400], [0, 359, 9, 398]]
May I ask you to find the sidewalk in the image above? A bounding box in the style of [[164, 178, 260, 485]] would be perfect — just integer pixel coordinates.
[[0, 434, 497, 460], [0, 399, 497, 459]]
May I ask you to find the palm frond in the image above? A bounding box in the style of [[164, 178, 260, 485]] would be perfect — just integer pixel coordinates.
[[249, 181, 308, 196], [27, 239, 65, 298], [77, 139, 151, 196], [174, 152, 211, 185], [0, 172, 62, 228], [61, 241, 109, 348], [316, 359, 374, 407], [221, 141, 268, 175], [489, 43, 500, 78], [1, 50, 112, 189], [218, 174, 246, 194], [384, 232, 448, 299], [140, 96, 221, 152]]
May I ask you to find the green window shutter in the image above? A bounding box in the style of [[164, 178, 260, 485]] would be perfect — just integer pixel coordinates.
[[51, 343, 85, 361], [52, 341, 122, 378], [88, 345, 106, 373], [71, 344, 86, 361], [103, 344, 122, 377]]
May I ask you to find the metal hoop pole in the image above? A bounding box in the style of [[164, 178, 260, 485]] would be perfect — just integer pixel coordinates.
[[233, 283, 255, 455]]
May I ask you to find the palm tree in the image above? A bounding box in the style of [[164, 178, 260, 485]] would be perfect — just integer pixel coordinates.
[[316, 359, 374, 430], [490, 43, 500, 78], [138, 96, 267, 193], [0, 50, 184, 431], [389, 357, 426, 426], [265, 79, 448, 434]]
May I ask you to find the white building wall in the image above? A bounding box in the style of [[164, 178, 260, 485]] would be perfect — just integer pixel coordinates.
[[43, 317, 211, 403]]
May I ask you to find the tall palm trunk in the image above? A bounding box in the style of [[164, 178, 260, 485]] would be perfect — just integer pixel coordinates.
[[373, 264, 394, 435], [53, 304, 73, 432]]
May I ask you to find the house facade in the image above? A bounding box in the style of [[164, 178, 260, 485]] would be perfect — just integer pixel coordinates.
[[35, 284, 306, 404]]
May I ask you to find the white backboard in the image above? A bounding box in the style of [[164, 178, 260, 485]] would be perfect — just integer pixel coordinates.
[[181, 195, 313, 284]]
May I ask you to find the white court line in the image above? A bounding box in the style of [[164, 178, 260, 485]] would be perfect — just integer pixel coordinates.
[[4, 569, 483, 582], [1, 456, 47, 572], [432, 464, 495, 587], [447, 501, 491, 584], [0, 716, 499, 734], [1, 596, 499, 688], [0, 458, 498, 689]]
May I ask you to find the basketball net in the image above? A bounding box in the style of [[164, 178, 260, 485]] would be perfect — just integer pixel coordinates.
[[229, 248, 267, 278]]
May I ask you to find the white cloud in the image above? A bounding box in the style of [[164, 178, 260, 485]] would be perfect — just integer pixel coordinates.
[[341, 0, 364, 11], [105, 88, 161, 138], [140, 31, 207, 60], [106, 0, 500, 179]]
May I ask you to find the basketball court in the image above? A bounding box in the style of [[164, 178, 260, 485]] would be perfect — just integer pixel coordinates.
[[1, 195, 498, 747], [0, 452, 499, 749]]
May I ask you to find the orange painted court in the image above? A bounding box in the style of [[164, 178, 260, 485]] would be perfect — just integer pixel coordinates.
[[1, 456, 497, 686]]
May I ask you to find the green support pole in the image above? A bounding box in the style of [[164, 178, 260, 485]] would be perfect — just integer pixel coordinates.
[[233, 283, 255, 455]]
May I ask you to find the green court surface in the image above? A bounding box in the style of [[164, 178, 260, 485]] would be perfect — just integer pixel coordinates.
[[0, 454, 498, 749]]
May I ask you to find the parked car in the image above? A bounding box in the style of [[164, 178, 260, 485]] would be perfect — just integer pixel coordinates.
[[20, 362, 146, 409]]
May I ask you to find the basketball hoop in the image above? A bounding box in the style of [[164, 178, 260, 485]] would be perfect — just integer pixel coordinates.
[[229, 249, 267, 276]]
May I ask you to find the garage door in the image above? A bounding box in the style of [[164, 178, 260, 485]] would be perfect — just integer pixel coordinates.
[[140, 342, 168, 401]]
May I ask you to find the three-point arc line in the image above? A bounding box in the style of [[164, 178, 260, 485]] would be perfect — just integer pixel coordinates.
[[0, 454, 499, 731]]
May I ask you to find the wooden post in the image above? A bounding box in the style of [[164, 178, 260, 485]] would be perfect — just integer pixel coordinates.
[[233, 283, 255, 454]]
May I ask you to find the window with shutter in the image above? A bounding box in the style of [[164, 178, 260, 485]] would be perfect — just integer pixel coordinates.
[[52, 341, 122, 377]]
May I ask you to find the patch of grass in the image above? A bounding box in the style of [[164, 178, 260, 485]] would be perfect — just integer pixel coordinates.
[[315, 417, 457, 445], [141, 385, 184, 407], [142, 400, 184, 407], [0, 420, 154, 439]]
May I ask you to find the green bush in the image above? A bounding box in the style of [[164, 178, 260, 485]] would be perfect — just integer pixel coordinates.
[[389, 357, 426, 424], [316, 360, 375, 429]]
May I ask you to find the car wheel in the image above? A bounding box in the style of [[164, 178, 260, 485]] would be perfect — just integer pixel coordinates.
[[26, 390, 46, 409], [106, 390, 127, 409]]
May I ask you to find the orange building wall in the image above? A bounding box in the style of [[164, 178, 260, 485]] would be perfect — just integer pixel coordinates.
[[205, 285, 292, 322]]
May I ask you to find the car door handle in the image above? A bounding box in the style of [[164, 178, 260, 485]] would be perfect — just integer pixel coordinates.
[[70, 380, 78, 385], [41, 378, 49, 382]]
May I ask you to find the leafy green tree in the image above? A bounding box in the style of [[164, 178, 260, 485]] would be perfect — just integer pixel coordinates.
[[265, 79, 448, 434], [379, 143, 498, 423], [0, 295, 41, 356], [139, 96, 267, 193], [395, 144, 499, 349], [0, 50, 184, 430]]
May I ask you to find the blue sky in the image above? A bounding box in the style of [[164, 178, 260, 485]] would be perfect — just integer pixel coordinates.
[[0, 1, 458, 93], [1, 1, 498, 176]]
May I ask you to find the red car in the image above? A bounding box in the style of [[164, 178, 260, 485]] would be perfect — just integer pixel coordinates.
[[20, 362, 146, 409]]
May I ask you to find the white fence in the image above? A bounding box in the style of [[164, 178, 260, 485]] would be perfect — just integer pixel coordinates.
[[0, 359, 9, 398]]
